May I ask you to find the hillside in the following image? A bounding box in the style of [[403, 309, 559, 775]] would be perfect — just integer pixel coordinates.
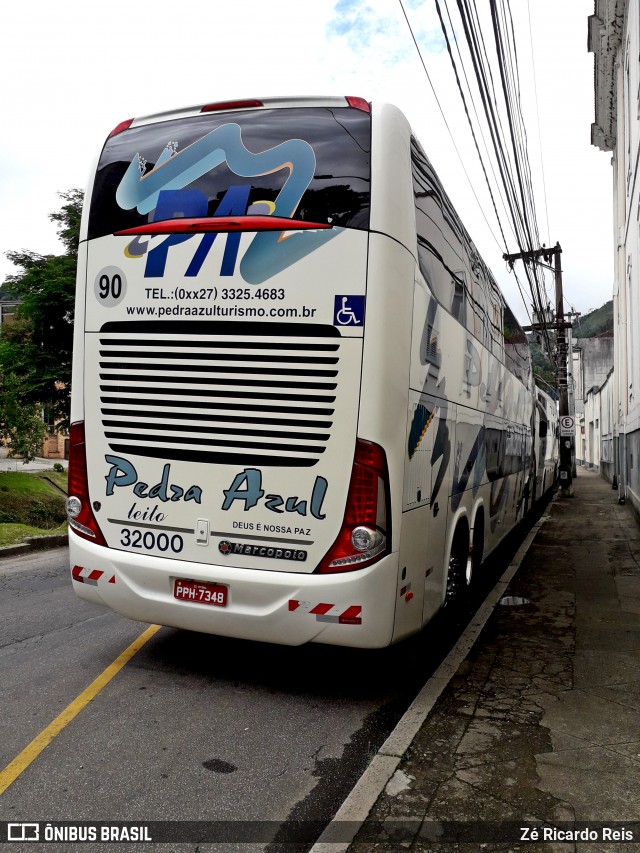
[[526, 300, 613, 391], [0, 470, 68, 547], [572, 300, 613, 338]]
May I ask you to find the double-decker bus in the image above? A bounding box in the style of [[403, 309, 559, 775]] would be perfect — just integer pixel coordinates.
[[68, 96, 539, 647], [532, 385, 559, 501]]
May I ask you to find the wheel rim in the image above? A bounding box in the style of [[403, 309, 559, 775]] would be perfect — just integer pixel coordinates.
[[445, 549, 464, 605], [465, 554, 473, 586]]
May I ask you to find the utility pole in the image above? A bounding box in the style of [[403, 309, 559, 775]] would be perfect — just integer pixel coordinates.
[[504, 241, 573, 496], [552, 244, 573, 495], [566, 310, 580, 478]]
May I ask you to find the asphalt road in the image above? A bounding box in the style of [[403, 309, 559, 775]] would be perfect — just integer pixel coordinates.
[[0, 514, 545, 852], [0, 548, 446, 852]]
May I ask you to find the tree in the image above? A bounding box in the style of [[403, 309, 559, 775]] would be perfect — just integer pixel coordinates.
[[0, 372, 46, 461], [0, 189, 82, 459], [529, 334, 557, 392]]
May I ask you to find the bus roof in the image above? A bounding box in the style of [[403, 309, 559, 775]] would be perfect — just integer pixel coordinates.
[[112, 96, 370, 136]]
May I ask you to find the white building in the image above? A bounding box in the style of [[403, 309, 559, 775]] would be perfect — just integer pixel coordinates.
[[572, 336, 614, 478], [589, 0, 640, 514]]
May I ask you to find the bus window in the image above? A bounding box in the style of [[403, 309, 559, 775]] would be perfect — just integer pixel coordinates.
[[89, 107, 371, 241]]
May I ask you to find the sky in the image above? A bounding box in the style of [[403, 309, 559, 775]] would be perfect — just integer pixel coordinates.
[[0, 0, 613, 325]]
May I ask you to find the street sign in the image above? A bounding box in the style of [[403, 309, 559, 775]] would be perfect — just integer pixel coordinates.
[[559, 415, 575, 437]]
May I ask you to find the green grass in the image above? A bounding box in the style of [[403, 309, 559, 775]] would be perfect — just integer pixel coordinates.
[[0, 521, 68, 548], [36, 469, 68, 493], [0, 471, 56, 496], [0, 469, 69, 546]]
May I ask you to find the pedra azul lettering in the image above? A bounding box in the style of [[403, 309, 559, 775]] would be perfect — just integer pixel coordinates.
[[221, 468, 327, 519], [104, 455, 202, 503]]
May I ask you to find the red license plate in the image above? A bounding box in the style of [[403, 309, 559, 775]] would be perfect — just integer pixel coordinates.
[[174, 578, 228, 607]]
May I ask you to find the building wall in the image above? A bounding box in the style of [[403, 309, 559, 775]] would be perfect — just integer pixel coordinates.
[[590, 0, 640, 516], [587, 390, 601, 470], [0, 297, 19, 326], [42, 432, 69, 459], [573, 337, 614, 398], [576, 370, 615, 482], [573, 338, 614, 476]]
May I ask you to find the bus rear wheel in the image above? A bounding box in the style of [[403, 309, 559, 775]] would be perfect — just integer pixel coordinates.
[[445, 524, 470, 606]]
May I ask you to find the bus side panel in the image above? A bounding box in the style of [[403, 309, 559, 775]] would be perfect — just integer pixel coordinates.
[[71, 153, 100, 423], [402, 274, 447, 628], [358, 234, 414, 548], [546, 400, 559, 486], [535, 389, 559, 498], [368, 104, 416, 253], [70, 240, 88, 425], [405, 264, 536, 625], [358, 233, 416, 640], [394, 506, 429, 639]]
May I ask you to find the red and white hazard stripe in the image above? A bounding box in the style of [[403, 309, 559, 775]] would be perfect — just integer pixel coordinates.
[[72, 565, 115, 586], [288, 600, 362, 625]]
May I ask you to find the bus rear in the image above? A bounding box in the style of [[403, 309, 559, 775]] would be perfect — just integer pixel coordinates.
[[68, 96, 399, 647]]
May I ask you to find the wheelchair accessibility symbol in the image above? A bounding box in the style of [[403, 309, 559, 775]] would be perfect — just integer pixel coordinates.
[[334, 295, 365, 326]]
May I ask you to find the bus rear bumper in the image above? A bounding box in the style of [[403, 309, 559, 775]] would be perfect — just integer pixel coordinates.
[[69, 533, 399, 648]]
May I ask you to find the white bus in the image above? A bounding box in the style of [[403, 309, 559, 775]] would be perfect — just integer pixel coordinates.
[[68, 95, 538, 648], [532, 385, 559, 502]]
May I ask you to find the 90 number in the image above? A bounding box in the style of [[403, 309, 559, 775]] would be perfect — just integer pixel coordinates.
[[94, 266, 127, 307], [98, 273, 122, 300]]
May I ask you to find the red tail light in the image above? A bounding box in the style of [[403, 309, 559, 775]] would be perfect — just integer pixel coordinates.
[[67, 421, 106, 547], [346, 96, 370, 113], [316, 439, 390, 573], [108, 118, 134, 138], [201, 99, 263, 113]]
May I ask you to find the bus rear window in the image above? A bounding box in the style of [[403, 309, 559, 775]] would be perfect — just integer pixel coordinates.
[[88, 107, 371, 240]]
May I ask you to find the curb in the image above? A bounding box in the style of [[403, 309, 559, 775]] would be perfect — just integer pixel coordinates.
[[0, 534, 68, 559]]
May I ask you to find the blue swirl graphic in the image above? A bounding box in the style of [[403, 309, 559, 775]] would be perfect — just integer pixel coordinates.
[[116, 123, 340, 283]]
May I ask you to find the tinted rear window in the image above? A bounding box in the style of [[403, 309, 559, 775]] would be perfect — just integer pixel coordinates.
[[88, 107, 371, 240]]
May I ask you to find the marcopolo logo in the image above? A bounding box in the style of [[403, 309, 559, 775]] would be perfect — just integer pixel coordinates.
[[218, 540, 306, 562]]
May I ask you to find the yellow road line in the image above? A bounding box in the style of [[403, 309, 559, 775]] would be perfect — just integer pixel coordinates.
[[0, 624, 161, 796]]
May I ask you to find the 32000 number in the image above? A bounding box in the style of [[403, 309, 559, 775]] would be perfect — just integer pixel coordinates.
[[120, 528, 184, 553]]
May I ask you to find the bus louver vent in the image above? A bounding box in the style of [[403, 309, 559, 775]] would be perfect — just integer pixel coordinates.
[[97, 323, 340, 468]]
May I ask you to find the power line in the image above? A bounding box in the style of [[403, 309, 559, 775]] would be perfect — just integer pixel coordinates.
[[488, 0, 550, 337], [434, 0, 510, 251], [440, 0, 519, 246], [396, 0, 506, 254], [526, 0, 551, 245], [398, 0, 557, 357]]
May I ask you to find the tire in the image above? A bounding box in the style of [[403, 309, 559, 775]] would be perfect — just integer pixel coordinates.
[[471, 515, 484, 576], [445, 525, 470, 606]]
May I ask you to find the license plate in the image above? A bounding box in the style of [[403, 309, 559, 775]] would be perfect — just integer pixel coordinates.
[[174, 578, 228, 607]]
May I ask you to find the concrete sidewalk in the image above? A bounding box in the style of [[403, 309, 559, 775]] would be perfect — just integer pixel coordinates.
[[330, 469, 640, 851], [0, 446, 68, 472]]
